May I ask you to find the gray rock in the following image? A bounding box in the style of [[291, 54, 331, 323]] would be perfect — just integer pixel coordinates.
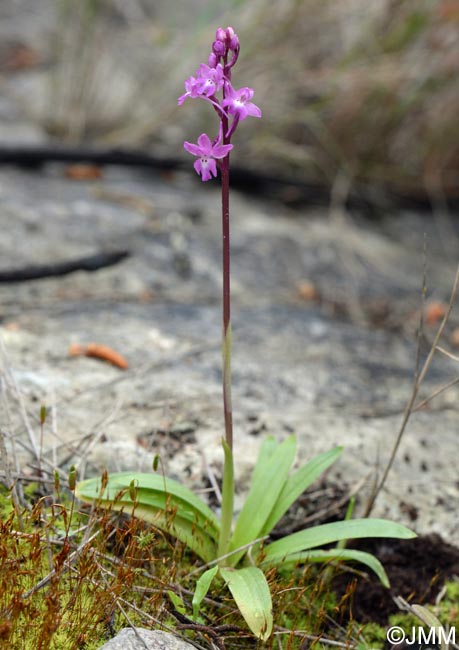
[[98, 628, 195, 650]]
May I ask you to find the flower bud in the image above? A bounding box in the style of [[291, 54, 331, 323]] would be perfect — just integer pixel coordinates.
[[212, 39, 225, 57], [229, 33, 239, 51], [226, 26, 235, 40], [215, 27, 226, 42], [208, 52, 218, 68]]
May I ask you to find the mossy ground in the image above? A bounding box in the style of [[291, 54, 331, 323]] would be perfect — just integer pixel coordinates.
[[0, 483, 458, 650]]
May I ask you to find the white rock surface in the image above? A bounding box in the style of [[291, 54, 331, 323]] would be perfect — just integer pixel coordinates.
[[98, 628, 196, 650]]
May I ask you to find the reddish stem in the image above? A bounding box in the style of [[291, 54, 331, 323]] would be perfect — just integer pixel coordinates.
[[221, 85, 233, 452]]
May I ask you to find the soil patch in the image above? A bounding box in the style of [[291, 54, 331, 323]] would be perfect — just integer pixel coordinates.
[[333, 534, 459, 625]]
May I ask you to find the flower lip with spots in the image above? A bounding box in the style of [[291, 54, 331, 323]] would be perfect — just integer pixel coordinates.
[[183, 133, 233, 181], [196, 63, 225, 96]]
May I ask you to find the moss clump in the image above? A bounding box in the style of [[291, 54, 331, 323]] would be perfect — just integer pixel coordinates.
[[1, 477, 459, 649]]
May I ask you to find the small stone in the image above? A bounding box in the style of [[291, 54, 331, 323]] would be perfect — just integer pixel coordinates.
[[98, 628, 197, 650]]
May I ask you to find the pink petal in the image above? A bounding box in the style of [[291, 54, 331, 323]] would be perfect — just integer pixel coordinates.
[[193, 159, 203, 177], [247, 103, 262, 118], [184, 141, 204, 156], [211, 144, 233, 159], [197, 133, 212, 153], [240, 87, 254, 100]]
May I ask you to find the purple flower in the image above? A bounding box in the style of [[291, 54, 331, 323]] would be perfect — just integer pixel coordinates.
[[195, 63, 224, 96], [178, 64, 225, 105], [222, 85, 262, 120], [178, 75, 200, 105], [183, 133, 233, 182]]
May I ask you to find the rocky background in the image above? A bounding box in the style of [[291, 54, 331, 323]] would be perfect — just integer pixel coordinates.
[[0, 0, 459, 544]]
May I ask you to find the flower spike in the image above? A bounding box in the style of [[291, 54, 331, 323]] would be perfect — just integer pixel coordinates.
[[178, 26, 261, 181]]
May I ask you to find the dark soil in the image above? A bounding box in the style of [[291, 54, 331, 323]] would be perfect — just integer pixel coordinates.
[[332, 534, 459, 625], [274, 481, 459, 627]]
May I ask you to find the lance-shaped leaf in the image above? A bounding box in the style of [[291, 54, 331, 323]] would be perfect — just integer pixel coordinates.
[[261, 548, 390, 587], [262, 518, 416, 567], [228, 436, 296, 565], [250, 435, 279, 487], [260, 446, 343, 536], [192, 566, 219, 621], [76, 472, 220, 561], [220, 566, 273, 641]]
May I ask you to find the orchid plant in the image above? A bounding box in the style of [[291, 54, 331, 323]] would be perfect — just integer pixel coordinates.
[[76, 27, 415, 641]]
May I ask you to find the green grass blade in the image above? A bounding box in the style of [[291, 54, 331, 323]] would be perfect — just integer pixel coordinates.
[[262, 548, 390, 587], [220, 566, 273, 640], [260, 446, 343, 536], [262, 518, 416, 565], [218, 439, 234, 560], [228, 436, 297, 566], [192, 566, 219, 621]]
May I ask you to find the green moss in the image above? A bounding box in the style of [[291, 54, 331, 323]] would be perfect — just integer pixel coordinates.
[[355, 622, 387, 649], [0, 484, 15, 518], [1, 480, 459, 650]]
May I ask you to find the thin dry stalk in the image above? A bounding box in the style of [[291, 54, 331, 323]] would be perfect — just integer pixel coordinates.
[[0, 337, 40, 459], [364, 257, 459, 516]]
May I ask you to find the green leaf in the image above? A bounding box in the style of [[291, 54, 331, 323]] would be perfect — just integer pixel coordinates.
[[192, 566, 219, 621], [76, 473, 220, 562], [262, 518, 416, 565], [260, 446, 343, 536], [220, 566, 273, 640], [250, 436, 279, 487], [106, 498, 217, 561], [263, 548, 390, 587], [167, 590, 186, 615], [218, 439, 234, 560], [229, 436, 296, 566], [76, 472, 220, 538]]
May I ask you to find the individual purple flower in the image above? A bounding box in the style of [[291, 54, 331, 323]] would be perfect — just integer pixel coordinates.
[[183, 133, 233, 182], [222, 84, 262, 120], [195, 63, 224, 96], [178, 64, 225, 105], [178, 75, 200, 105]]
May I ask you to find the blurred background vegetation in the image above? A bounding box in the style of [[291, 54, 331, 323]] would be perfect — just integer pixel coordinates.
[[1, 0, 458, 199]]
